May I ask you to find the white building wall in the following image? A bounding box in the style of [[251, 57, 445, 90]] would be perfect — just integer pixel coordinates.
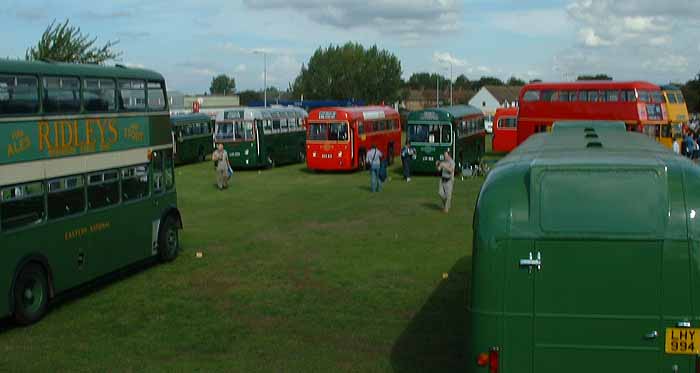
[[468, 87, 501, 116]]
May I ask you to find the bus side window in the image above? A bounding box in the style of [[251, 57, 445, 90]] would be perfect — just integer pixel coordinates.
[[122, 165, 149, 201], [47, 175, 85, 220], [43, 76, 80, 114], [164, 150, 175, 191], [152, 151, 164, 193], [84, 78, 116, 112], [0, 74, 39, 115], [147, 81, 166, 110], [119, 80, 146, 111], [441, 125, 452, 143], [0, 181, 44, 231], [87, 170, 119, 210]]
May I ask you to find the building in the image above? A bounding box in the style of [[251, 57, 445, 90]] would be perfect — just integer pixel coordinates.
[[402, 88, 474, 111], [184, 95, 240, 110], [468, 85, 523, 116]]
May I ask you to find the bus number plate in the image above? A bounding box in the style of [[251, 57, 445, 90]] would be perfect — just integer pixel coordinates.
[[322, 154, 332, 159], [665, 328, 700, 354]]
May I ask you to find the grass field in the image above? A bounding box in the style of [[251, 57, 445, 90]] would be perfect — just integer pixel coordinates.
[[0, 156, 489, 372]]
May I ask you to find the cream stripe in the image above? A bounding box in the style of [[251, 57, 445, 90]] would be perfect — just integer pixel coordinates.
[[0, 111, 170, 124], [0, 144, 172, 186]]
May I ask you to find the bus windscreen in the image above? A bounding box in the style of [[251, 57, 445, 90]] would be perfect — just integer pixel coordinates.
[[308, 122, 348, 141]]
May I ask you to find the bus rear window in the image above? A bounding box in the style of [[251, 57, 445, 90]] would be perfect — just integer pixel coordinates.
[[522, 90, 540, 102], [43, 77, 80, 114], [119, 80, 146, 111], [0, 182, 44, 230], [0, 75, 39, 115]]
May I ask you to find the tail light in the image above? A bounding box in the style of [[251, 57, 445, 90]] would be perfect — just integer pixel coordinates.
[[476, 347, 500, 373], [638, 103, 648, 121]]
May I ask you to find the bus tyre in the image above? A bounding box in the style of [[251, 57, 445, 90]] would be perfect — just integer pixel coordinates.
[[158, 216, 180, 263], [13, 263, 49, 325]]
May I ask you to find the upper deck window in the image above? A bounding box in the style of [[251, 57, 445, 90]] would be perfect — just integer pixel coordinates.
[[606, 90, 619, 102], [43, 76, 80, 114], [621, 90, 636, 102], [522, 90, 540, 102], [147, 81, 166, 110], [676, 92, 685, 103], [638, 90, 650, 103], [84, 79, 116, 112], [651, 91, 664, 104], [0, 75, 39, 115], [541, 90, 555, 102], [119, 80, 146, 111], [667, 92, 678, 104]]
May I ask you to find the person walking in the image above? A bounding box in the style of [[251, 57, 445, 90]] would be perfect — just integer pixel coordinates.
[[400, 141, 416, 182], [212, 143, 231, 190], [366, 144, 383, 192], [673, 135, 681, 155], [436, 150, 455, 213]]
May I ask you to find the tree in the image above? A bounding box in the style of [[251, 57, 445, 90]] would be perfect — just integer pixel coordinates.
[[682, 75, 700, 114], [26, 19, 121, 64], [472, 76, 505, 91], [238, 90, 263, 105], [576, 74, 613, 81], [529, 79, 543, 83], [507, 76, 526, 86], [292, 42, 403, 103], [454, 74, 471, 90], [210, 75, 236, 96]]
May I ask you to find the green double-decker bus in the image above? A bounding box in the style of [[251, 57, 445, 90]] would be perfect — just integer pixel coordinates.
[[406, 105, 485, 174], [171, 113, 214, 164], [214, 107, 307, 169], [0, 60, 182, 325]]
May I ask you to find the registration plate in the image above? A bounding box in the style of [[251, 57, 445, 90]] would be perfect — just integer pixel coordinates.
[[665, 328, 700, 354], [322, 154, 332, 159]]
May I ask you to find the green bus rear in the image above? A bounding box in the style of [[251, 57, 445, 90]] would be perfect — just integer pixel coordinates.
[[215, 107, 307, 169], [406, 105, 485, 174], [171, 113, 214, 164], [0, 60, 182, 325]]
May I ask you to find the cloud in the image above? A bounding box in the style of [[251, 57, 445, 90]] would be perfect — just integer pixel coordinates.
[[82, 10, 133, 19], [432, 52, 466, 68], [117, 31, 151, 40], [642, 54, 689, 73], [242, 0, 462, 41], [491, 8, 570, 37], [235, 64, 247, 73], [578, 28, 611, 47], [15, 7, 47, 21]]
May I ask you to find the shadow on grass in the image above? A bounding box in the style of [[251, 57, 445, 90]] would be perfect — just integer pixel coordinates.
[[421, 202, 443, 211], [0, 256, 168, 333], [391, 256, 472, 373]]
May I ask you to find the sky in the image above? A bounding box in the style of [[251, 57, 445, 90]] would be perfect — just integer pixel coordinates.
[[2, 0, 699, 94]]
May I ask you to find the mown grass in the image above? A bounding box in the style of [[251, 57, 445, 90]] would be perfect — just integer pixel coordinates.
[[0, 154, 489, 372]]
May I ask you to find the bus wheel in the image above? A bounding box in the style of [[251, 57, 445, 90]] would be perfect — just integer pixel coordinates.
[[13, 263, 49, 325], [158, 216, 180, 262]]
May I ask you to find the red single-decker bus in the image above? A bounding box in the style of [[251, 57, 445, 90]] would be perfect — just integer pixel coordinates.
[[492, 107, 519, 152], [306, 106, 401, 171]]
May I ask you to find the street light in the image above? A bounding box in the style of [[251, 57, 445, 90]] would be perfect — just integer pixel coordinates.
[[253, 50, 267, 107]]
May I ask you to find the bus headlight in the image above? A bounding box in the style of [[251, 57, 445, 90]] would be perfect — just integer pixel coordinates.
[[313, 152, 317, 157], [338, 151, 343, 158], [245, 149, 249, 156]]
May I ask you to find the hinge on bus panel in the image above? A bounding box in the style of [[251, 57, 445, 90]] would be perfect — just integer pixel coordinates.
[[519, 252, 542, 273]]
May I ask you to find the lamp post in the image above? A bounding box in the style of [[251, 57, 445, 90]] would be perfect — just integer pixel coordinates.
[[253, 50, 267, 107], [436, 74, 440, 108]]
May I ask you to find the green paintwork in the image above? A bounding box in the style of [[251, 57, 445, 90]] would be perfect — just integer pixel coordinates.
[[171, 114, 214, 165], [225, 124, 306, 169], [1, 115, 154, 165], [405, 105, 485, 174], [0, 60, 164, 82], [470, 121, 699, 372]]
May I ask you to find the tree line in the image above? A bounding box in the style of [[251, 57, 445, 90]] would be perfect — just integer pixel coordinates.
[[21, 20, 700, 113]]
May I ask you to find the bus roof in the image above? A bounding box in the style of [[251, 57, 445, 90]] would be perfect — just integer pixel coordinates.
[[0, 59, 165, 81], [170, 113, 213, 124], [661, 84, 682, 91], [407, 105, 483, 123], [551, 120, 627, 131], [308, 106, 399, 121], [216, 106, 308, 121], [500, 122, 674, 166], [521, 81, 661, 93]]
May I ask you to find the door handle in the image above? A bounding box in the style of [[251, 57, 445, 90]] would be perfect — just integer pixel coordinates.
[[644, 330, 658, 340], [519, 252, 542, 273]]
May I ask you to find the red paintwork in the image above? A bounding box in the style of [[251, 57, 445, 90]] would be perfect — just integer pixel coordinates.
[[516, 81, 667, 145], [492, 107, 519, 153], [306, 106, 401, 171]]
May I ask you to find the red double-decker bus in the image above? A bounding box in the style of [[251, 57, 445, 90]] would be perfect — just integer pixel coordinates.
[[492, 106, 519, 152], [306, 106, 401, 171], [515, 81, 668, 146]]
